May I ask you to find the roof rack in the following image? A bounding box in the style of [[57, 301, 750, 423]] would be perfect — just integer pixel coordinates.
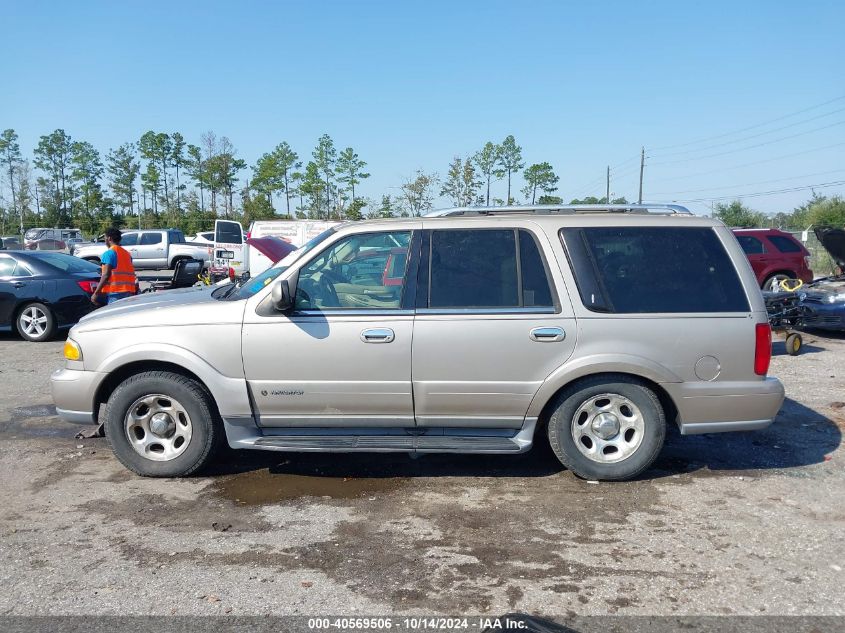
[[424, 203, 692, 217]]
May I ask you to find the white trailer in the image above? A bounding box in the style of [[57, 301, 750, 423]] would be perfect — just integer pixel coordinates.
[[212, 219, 342, 278]]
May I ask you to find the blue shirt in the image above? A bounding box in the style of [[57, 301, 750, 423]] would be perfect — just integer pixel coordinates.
[[101, 248, 117, 268]]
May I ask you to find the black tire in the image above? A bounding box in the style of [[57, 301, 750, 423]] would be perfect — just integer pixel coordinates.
[[16, 302, 57, 342], [786, 332, 802, 356], [105, 371, 223, 477], [547, 375, 666, 481]]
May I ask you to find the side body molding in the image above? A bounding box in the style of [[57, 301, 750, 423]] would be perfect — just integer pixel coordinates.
[[525, 353, 683, 418]]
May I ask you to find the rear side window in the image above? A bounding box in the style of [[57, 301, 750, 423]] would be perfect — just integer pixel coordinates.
[[428, 229, 555, 309], [561, 227, 749, 313], [767, 235, 802, 253], [31, 253, 100, 274], [736, 235, 766, 254], [0, 258, 19, 276], [519, 230, 554, 307]]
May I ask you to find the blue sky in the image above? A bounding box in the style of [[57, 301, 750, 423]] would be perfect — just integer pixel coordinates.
[[1, 0, 844, 216]]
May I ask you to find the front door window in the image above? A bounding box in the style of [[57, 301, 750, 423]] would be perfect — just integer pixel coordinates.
[[295, 231, 412, 310]]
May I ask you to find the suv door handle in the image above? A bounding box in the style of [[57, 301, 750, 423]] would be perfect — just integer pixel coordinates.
[[12, 281, 26, 288], [530, 327, 565, 342], [361, 328, 395, 343]]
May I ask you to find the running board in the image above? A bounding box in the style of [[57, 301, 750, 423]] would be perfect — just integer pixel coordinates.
[[222, 419, 537, 454]]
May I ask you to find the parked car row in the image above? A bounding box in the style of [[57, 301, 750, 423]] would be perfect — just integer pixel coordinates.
[[4, 219, 843, 347]]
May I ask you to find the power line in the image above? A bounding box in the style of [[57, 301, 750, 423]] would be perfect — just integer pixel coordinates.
[[609, 155, 639, 171], [650, 168, 845, 196], [649, 94, 845, 151], [647, 140, 845, 183], [568, 154, 641, 199], [668, 179, 845, 203], [649, 119, 845, 166], [649, 105, 845, 159]]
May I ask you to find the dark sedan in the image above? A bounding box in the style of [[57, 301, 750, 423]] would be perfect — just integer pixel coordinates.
[[0, 251, 100, 342]]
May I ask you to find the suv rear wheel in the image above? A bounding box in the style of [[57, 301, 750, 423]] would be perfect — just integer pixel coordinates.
[[105, 371, 222, 477], [547, 375, 665, 481]]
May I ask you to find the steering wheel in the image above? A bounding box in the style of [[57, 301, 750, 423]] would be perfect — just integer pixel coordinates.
[[319, 275, 340, 307]]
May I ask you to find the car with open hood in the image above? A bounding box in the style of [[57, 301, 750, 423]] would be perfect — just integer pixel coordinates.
[[798, 226, 845, 331]]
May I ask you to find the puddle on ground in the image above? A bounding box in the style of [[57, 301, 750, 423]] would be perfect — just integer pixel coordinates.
[[0, 404, 76, 438], [11, 404, 57, 419], [212, 468, 409, 505]]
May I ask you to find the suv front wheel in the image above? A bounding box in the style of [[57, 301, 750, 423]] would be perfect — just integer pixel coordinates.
[[547, 375, 665, 481], [105, 371, 223, 477]]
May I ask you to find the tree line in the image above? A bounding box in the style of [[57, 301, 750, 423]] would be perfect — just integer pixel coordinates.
[[0, 128, 568, 237], [712, 194, 845, 230]]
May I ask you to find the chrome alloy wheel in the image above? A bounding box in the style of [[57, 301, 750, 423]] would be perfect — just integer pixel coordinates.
[[124, 394, 193, 462], [19, 306, 48, 338], [570, 393, 645, 464]]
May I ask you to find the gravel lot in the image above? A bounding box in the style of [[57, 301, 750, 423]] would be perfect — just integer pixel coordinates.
[[0, 326, 843, 617]]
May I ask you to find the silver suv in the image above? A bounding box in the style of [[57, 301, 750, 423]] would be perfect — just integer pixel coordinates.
[[51, 205, 784, 480]]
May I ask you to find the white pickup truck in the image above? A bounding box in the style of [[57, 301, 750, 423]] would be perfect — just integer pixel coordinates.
[[73, 229, 210, 270]]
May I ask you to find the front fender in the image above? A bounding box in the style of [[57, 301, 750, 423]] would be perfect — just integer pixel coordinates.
[[95, 342, 252, 418], [525, 353, 682, 418]]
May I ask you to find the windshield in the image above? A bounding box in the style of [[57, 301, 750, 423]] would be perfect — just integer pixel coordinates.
[[225, 228, 337, 301], [24, 229, 45, 240]]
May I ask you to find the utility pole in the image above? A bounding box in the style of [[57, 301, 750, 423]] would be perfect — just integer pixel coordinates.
[[638, 146, 645, 204], [606, 166, 610, 204]]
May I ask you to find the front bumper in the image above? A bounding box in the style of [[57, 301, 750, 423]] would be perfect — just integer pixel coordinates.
[[799, 301, 845, 331], [664, 377, 785, 435], [50, 367, 104, 424]]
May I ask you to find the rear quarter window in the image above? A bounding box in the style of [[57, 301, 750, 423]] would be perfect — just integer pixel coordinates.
[[560, 226, 749, 313], [767, 234, 802, 253]]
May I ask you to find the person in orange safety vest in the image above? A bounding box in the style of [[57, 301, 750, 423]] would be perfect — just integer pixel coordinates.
[[91, 228, 138, 306]]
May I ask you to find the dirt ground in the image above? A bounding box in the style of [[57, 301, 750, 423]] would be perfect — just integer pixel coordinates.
[[0, 328, 843, 617]]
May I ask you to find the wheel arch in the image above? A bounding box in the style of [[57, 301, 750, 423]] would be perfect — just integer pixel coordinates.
[[91, 344, 252, 422], [94, 361, 209, 421], [761, 269, 796, 288], [530, 370, 679, 435]]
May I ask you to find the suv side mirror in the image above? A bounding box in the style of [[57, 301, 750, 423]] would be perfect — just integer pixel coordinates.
[[271, 279, 293, 312]]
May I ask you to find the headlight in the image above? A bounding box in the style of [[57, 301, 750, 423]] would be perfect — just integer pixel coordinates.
[[64, 339, 83, 361]]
